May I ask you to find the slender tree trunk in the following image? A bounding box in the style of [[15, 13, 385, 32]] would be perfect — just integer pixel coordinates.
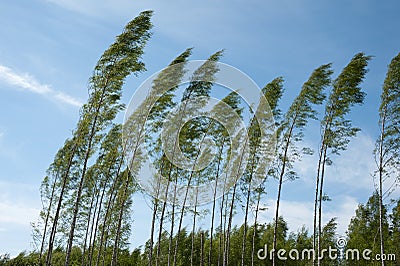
[[218, 189, 226, 266], [149, 163, 164, 266], [251, 189, 261, 266], [162, 91, 196, 266], [100, 192, 119, 266], [169, 170, 181, 266], [222, 190, 229, 266], [241, 155, 256, 266], [272, 119, 295, 266], [173, 124, 214, 266], [87, 186, 102, 266], [313, 111, 333, 266], [225, 135, 249, 266], [241, 183, 251, 266], [65, 82, 109, 265], [149, 198, 158, 266], [219, 170, 231, 266], [92, 182, 118, 266], [102, 223, 113, 266], [111, 198, 125, 266], [168, 202, 176, 266], [224, 183, 237, 266], [95, 177, 115, 266], [111, 170, 131, 266], [95, 161, 124, 266], [82, 184, 98, 266], [147, 48, 193, 266], [191, 179, 203, 266], [39, 175, 57, 262], [317, 146, 328, 266], [89, 132, 124, 266], [313, 143, 324, 266], [110, 181, 127, 265], [46, 144, 76, 266], [101, 241, 107, 266], [159, 117, 190, 266], [209, 190, 217, 265], [209, 145, 224, 266], [66, 159, 89, 265], [200, 231, 204, 266], [156, 172, 171, 266], [378, 114, 386, 266], [149, 164, 163, 266], [173, 170, 195, 266], [191, 203, 197, 266], [272, 173, 283, 266]]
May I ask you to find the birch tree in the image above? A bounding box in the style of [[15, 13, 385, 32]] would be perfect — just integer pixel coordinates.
[[240, 77, 284, 266], [313, 52, 371, 266], [374, 52, 400, 266], [39, 11, 153, 265], [271, 64, 332, 265]]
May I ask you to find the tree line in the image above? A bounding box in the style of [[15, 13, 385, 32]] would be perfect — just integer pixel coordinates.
[[2, 195, 399, 265], [1, 10, 399, 266]]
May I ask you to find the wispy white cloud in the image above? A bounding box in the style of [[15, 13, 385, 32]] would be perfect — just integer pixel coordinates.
[[259, 196, 358, 237], [326, 133, 376, 190], [0, 202, 39, 227], [0, 181, 41, 256], [293, 132, 377, 192], [44, 0, 260, 48], [0, 181, 40, 228], [324, 196, 359, 236], [54, 91, 83, 107], [0, 65, 82, 107], [0, 65, 52, 94], [261, 133, 377, 234], [260, 199, 314, 232], [252, 130, 399, 240]]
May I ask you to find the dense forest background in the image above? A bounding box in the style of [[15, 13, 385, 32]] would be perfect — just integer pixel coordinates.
[[0, 9, 399, 266]]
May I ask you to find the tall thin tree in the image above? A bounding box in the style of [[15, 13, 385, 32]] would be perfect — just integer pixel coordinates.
[[313, 53, 371, 266], [241, 77, 284, 266], [374, 52, 400, 266], [41, 11, 153, 266], [271, 64, 332, 266], [65, 12, 153, 265], [171, 50, 224, 266]]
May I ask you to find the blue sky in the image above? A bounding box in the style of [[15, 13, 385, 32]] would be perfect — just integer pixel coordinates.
[[0, 0, 399, 256]]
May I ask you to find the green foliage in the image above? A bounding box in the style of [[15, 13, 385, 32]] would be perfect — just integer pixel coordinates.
[[22, 9, 398, 266], [275, 63, 332, 181], [346, 193, 394, 266], [323, 53, 371, 154], [37, 10, 154, 266], [389, 199, 400, 262], [3, 216, 345, 265], [376, 52, 400, 195], [313, 53, 371, 265], [262, 77, 284, 119]]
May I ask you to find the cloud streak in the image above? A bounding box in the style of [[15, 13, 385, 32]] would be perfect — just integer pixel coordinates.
[[0, 202, 39, 227], [44, 0, 262, 49], [0, 181, 40, 228], [259, 196, 358, 237], [0, 65, 82, 107]]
